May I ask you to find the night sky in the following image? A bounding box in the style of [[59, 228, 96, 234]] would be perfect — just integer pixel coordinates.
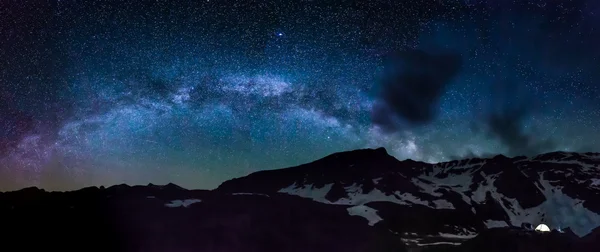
[[1, 0, 599, 191]]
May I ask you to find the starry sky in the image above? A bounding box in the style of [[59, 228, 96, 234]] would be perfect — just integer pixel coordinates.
[[1, 0, 599, 191]]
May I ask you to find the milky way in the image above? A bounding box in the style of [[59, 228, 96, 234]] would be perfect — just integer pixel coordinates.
[[1, 0, 599, 191]]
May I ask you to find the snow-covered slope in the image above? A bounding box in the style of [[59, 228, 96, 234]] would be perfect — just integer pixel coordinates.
[[217, 148, 600, 237]]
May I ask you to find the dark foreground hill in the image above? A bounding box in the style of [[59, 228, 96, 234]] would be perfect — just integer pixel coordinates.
[[2, 148, 600, 251], [0, 185, 405, 252]]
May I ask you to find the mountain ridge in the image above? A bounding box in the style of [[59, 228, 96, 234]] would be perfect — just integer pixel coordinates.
[[2, 147, 600, 251], [216, 147, 600, 238]]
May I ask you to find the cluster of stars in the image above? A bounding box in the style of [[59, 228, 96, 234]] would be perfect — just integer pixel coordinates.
[[0, 0, 598, 191]]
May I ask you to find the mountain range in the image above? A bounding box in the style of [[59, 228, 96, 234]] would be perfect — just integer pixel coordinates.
[[2, 147, 600, 251]]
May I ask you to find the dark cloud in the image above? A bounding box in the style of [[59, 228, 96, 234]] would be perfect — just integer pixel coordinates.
[[369, 47, 558, 158], [370, 101, 404, 134], [483, 80, 556, 157], [372, 49, 462, 130]]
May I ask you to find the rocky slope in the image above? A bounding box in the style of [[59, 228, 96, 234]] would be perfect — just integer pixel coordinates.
[[217, 148, 600, 240]]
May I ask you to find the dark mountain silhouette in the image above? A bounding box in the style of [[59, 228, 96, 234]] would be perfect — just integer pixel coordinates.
[[0, 184, 405, 252], [2, 148, 600, 251], [218, 148, 600, 236]]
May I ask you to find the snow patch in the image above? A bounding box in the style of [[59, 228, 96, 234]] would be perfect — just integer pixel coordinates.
[[164, 199, 202, 208], [412, 178, 443, 197], [278, 182, 440, 207], [372, 177, 383, 184], [417, 241, 462, 247], [347, 205, 383, 226], [438, 232, 478, 239], [279, 182, 457, 209], [432, 199, 455, 209], [472, 172, 600, 237], [394, 191, 430, 206], [537, 175, 600, 237], [334, 187, 406, 205], [488, 184, 543, 230], [400, 238, 462, 247], [275, 161, 600, 237], [471, 178, 495, 204], [277, 183, 333, 204], [484, 220, 509, 228]]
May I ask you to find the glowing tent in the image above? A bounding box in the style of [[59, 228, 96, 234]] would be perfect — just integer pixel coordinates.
[[535, 224, 551, 232]]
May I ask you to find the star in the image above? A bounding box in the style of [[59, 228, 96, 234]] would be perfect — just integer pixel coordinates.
[[0, 0, 598, 191]]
